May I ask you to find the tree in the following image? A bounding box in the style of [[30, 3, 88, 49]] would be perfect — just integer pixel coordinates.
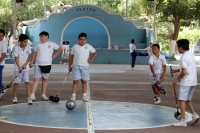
[[157, 0, 200, 56]]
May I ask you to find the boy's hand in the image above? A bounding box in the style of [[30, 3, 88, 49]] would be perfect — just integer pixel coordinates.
[[69, 67, 72, 72], [160, 75, 165, 82], [88, 59, 92, 63], [29, 63, 33, 68], [18, 67, 22, 73], [171, 69, 176, 73], [174, 78, 180, 85], [153, 73, 156, 77], [23, 65, 26, 70]]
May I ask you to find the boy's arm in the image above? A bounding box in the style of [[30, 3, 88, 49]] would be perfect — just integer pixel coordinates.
[[150, 64, 156, 77], [15, 56, 22, 72], [68, 55, 74, 71], [23, 54, 30, 69], [30, 52, 37, 67], [160, 65, 167, 81], [52, 47, 62, 59], [175, 68, 187, 84], [64, 49, 66, 55], [171, 69, 180, 73], [88, 52, 97, 63], [0, 53, 6, 64]]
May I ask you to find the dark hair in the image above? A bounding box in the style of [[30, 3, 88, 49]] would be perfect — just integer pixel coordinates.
[[66, 41, 69, 44], [78, 32, 87, 39], [176, 39, 189, 50], [63, 41, 65, 44], [150, 43, 153, 45], [19, 34, 29, 42], [39, 31, 49, 38], [152, 44, 160, 49], [0, 29, 5, 35], [131, 39, 135, 43]]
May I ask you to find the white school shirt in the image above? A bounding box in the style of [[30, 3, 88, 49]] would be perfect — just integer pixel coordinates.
[[12, 40, 32, 51], [179, 51, 197, 86], [34, 41, 59, 66], [62, 45, 69, 55], [70, 43, 96, 66], [0, 39, 7, 66], [129, 43, 136, 53], [145, 47, 152, 56], [14, 45, 31, 71], [149, 54, 166, 75]]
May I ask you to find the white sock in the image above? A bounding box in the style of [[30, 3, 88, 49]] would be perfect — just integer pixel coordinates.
[[72, 93, 76, 97], [83, 93, 87, 97], [42, 94, 46, 96], [181, 119, 186, 122], [14, 97, 17, 99], [193, 112, 197, 115], [157, 97, 161, 99]]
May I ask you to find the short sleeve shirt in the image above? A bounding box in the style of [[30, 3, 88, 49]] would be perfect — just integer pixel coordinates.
[[149, 54, 166, 75], [70, 43, 96, 66], [14, 45, 32, 71], [180, 51, 197, 86], [34, 41, 59, 65], [129, 43, 136, 53], [0, 39, 8, 66]]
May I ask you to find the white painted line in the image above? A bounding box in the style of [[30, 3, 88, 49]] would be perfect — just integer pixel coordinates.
[[86, 82, 95, 133]]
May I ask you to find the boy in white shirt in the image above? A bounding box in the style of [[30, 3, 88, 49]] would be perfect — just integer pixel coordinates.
[[60, 41, 70, 65], [0, 29, 7, 97], [69, 32, 97, 102], [149, 44, 166, 104], [12, 34, 32, 105], [144, 43, 153, 57], [30, 31, 62, 101], [171, 39, 199, 127]]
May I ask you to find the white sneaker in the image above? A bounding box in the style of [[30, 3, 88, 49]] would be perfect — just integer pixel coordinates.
[[64, 63, 66, 65], [83, 96, 89, 102], [70, 96, 76, 101], [173, 120, 187, 127], [0, 88, 7, 98], [131, 67, 134, 70], [41, 94, 49, 101], [154, 98, 161, 104], [31, 94, 36, 101], [28, 97, 33, 105], [13, 97, 18, 103], [153, 96, 157, 101], [191, 114, 199, 125]]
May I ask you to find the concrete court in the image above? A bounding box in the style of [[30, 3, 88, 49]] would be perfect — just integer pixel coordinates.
[[0, 64, 200, 133]]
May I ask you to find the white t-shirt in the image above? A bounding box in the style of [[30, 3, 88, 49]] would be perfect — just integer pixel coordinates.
[[0, 39, 8, 66], [145, 47, 152, 56], [70, 43, 96, 66], [12, 40, 32, 51], [62, 45, 69, 55], [180, 51, 197, 86], [34, 41, 59, 65], [14, 45, 32, 71], [129, 43, 136, 53], [149, 54, 166, 75]]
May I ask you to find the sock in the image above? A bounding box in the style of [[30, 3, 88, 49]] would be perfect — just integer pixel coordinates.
[[193, 112, 197, 115], [83, 93, 87, 97], [181, 119, 186, 122], [14, 97, 17, 99], [157, 97, 161, 100], [72, 93, 76, 97]]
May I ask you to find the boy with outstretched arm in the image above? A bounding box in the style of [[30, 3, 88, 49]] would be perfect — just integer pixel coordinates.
[[68, 32, 97, 102], [149, 44, 166, 104], [171, 39, 199, 127]]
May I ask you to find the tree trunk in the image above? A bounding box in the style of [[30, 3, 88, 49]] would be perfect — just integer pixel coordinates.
[[169, 17, 180, 57]]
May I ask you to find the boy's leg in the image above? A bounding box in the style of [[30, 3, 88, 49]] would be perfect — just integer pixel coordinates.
[[31, 78, 40, 94], [131, 52, 136, 68], [71, 65, 81, 101], [71, 80, 79, 101], [13, 83, 18, 97], [42, 77, 48, 94], [179, 100, 186, 119], [137, 51, 148, 56], [24, 82, 31, 97], [81, 80, 88, 102], [80, 66, 90, 102], [0, 65, 4, 90]]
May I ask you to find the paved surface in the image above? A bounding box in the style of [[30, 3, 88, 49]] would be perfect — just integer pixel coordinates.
[[0, 64, 200, 133]]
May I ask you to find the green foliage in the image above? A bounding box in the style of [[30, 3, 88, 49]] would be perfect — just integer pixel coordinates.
[[178, 27, 200, 43]]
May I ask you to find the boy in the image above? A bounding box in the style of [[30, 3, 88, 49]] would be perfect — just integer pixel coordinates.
[[12, 34, 32, 105], [144, 43, 153, 57], [69, 32, 97, 102], [30, 31, 62, 101], [60, 41, 70, 65], [0, 29, 7, 98], [129, 39, 148, 70], [149, 44, 166, 104], [172, 39, 199, 127]]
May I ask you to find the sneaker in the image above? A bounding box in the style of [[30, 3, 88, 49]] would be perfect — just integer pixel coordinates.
[[0, 88, 7, 98], [83, 96, 89, 102], [191, 114, 199, 125], [64, 63, 66, 65], [41, 94, 49, 101], [28, 97, 33, 105], [173, 120, 187, 127], [153, 96, 157, 101], [70, 96, 76, 101], [131, 67, 134, 70], [31, 94, 36, 101], [154, 98, 161, 104], [13, 97, 18, 103]]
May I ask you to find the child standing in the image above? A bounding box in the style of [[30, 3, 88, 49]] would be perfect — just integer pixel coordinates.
[[12, 34, 32, 105], [68, 32, 97, 102], [30, 31, 62, 101], [149, 44, 166, 104], [144, 43, 153, 57], [172, 39, 199, 127], [60, 41, 70, 65], [0, 29, 7, 98]]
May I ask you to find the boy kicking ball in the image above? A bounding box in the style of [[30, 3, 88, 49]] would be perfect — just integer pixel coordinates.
[[149, 44, 166, 104], [12, 34, 32, 105], [171, 39, 199, 127], [68, 32, 97, 102]]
